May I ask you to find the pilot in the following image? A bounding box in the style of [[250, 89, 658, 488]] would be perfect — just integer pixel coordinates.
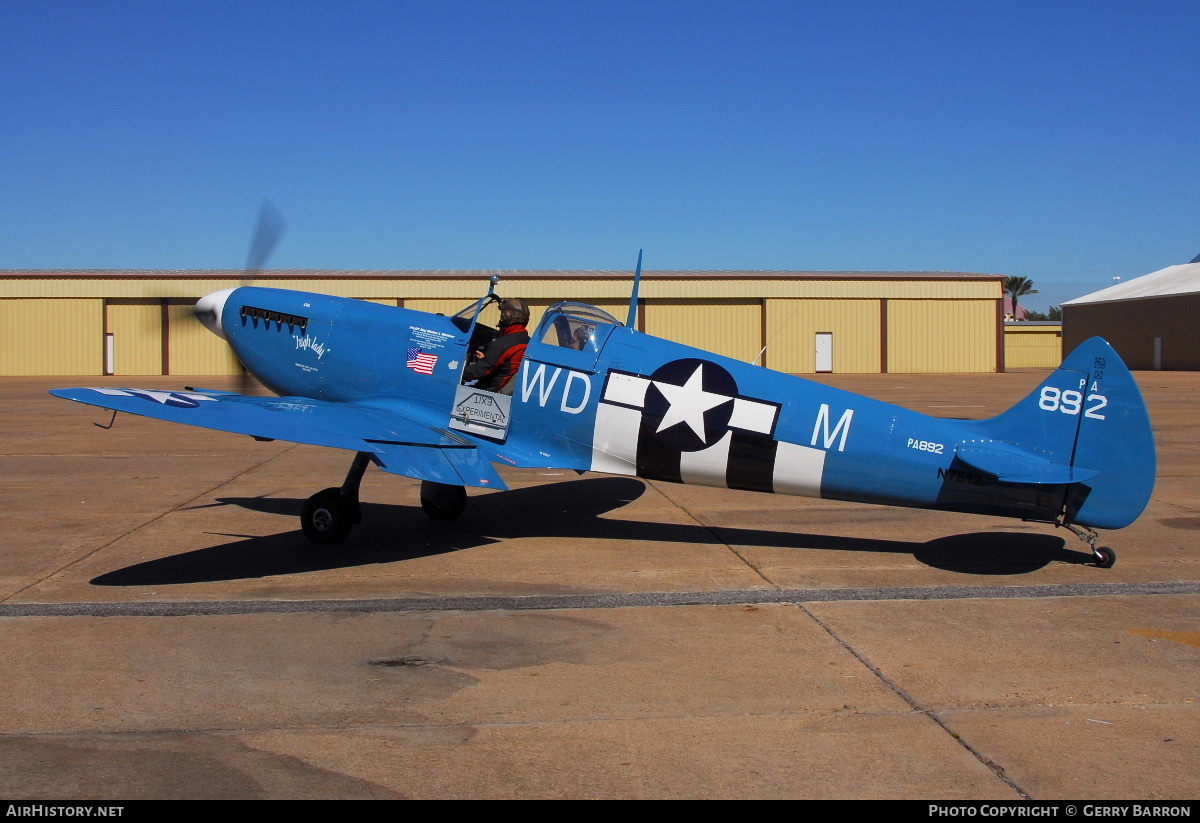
[[463, 298, 530, 394], [569, 324, 594, 350]]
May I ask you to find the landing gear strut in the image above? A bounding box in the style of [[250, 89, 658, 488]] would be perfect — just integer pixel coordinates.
[[1059, 520, 1117, 568], [300, 451, 371, 544]]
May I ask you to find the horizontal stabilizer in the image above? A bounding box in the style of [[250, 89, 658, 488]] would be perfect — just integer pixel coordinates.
[[956, 443, 1100, 484]]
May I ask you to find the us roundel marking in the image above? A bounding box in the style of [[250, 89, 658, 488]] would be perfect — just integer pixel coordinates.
[[643, 359, 737, 452], [592, 359, 787, 488]]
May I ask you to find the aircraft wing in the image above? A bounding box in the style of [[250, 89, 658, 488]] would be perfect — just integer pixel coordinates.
[[50, 387, 507, 489]]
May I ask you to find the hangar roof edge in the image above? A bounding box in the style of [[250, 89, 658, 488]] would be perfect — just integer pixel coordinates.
[[0, 268, 1002, 281], [1062, 263, 1200, 305]]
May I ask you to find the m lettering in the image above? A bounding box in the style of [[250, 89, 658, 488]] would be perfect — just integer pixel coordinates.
[[811, 404, 854, 452]]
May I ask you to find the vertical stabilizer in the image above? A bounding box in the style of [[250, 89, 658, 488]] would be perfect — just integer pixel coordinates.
[[971, 337, 1155, 529]]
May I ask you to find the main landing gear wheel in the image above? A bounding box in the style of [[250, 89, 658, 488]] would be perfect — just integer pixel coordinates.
[[420, 481, 467, 520], [301, 488, 353, 544], [1093, 546, 1117, 569], [299, 451, 371, 545]]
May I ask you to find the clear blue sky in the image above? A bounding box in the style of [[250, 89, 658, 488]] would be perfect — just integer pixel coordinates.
[[2, 1, 1197, 311]]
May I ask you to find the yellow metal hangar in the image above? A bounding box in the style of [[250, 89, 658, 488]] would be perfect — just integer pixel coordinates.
[[1002, 321, 1064, 368], [0, 269, 1007, 376]]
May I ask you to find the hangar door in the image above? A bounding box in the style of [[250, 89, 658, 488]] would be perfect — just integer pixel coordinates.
[[887, 300, 996, 373], [167, 300, 241, 375], [643, 299, 762, 363], [106, 299, 162, 375], [763, 299, 881, 373], [1004, 326, 1062, 368], [0, 298, 102, 375]]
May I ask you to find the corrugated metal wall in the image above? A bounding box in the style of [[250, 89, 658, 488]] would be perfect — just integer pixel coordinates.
[[1064, 295, 1200, 370], [887, 300, 997, 373], [1004, 324, 1062, 368], [763, 299, 882, 373], [639, 278, 998, 300], [166, 300, 241, 375], [403, 298, 629, 337], [642, 300, 762, 362], [0, 273, 1005, 375], [0, 298, 102, 375], [106, 299, 162, 375]]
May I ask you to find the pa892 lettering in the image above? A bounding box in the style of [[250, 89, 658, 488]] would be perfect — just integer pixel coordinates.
[[907, 437, 945, 454]]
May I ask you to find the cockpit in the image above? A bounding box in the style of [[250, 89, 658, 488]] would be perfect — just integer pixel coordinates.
[[449, 295, 623, 364], [445, 294, 624, 441], [532, 302, 622, 356]]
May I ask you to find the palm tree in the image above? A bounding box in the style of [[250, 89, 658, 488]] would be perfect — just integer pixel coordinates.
[[1004, 276, 1038, 321]]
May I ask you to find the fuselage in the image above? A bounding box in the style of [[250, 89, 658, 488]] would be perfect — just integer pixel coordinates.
[[196, 285, 1148, 530]]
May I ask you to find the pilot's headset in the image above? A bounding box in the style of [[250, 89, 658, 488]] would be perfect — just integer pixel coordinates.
[[499, 298, 530, 329]]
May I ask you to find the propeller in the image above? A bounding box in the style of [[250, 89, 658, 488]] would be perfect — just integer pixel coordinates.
[[238, 199, 287, 394], [244, 199, 287, 284]]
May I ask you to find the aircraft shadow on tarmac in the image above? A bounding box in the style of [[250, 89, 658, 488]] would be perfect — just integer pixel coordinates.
[[91, 477, 1092, 586]]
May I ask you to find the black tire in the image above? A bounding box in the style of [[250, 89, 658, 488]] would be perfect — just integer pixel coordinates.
[[420, 481, 467, 521], [1094, 546, 1117, 569], [301, 487, 353, 544]]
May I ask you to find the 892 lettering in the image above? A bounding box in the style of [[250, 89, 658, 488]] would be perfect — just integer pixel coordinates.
[[1039, 386, 1107, 419]]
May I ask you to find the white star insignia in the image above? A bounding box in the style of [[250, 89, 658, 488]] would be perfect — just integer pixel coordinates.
[[653, 365, 731, 440]]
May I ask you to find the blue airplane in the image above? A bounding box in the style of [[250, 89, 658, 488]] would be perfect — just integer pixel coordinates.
[[52, 259, 1156, 568]]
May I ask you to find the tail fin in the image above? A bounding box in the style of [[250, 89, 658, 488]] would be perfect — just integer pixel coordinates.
[[972, 337, 1156, 529]]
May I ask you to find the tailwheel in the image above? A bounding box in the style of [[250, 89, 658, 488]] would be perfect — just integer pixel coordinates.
[[1059, 519, 1117, 569], [301, 488, 353, 544], [420, 481, 467, 520]]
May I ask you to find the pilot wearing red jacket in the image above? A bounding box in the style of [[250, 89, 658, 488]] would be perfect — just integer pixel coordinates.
[[463, 298, 530, 394]]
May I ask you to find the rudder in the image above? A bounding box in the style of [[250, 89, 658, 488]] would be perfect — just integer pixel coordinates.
[[1062, 337, 1156, 528], [971, 337, 1155, 529]]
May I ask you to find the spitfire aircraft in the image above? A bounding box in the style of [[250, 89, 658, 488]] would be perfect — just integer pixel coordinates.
[[53, 256, 1155, 568]]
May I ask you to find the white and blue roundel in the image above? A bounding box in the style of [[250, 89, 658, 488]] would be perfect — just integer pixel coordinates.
[[92, 388, 217, 409], [588, 358, 826, 497]]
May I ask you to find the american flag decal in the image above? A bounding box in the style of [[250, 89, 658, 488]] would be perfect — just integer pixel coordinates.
[[406, 347, 438, 375]]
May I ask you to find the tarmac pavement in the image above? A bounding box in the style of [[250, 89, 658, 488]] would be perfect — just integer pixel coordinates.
[[1, 370, 1197, 799]]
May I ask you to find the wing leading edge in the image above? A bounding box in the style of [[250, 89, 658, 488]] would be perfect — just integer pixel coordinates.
[[50, 387, 507, 489]]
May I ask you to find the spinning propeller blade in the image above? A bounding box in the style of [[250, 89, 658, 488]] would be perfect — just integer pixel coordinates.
[[237, 200, 287, 394], [243, 199, 287, 284]]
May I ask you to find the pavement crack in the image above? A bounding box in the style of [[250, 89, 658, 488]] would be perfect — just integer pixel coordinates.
[[794, 602, 1033, 800], [643, 481, 778, 589], [1, 444, 300, 603]]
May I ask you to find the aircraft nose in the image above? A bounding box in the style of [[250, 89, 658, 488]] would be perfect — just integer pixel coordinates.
[[195, 288, 237, 340]]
